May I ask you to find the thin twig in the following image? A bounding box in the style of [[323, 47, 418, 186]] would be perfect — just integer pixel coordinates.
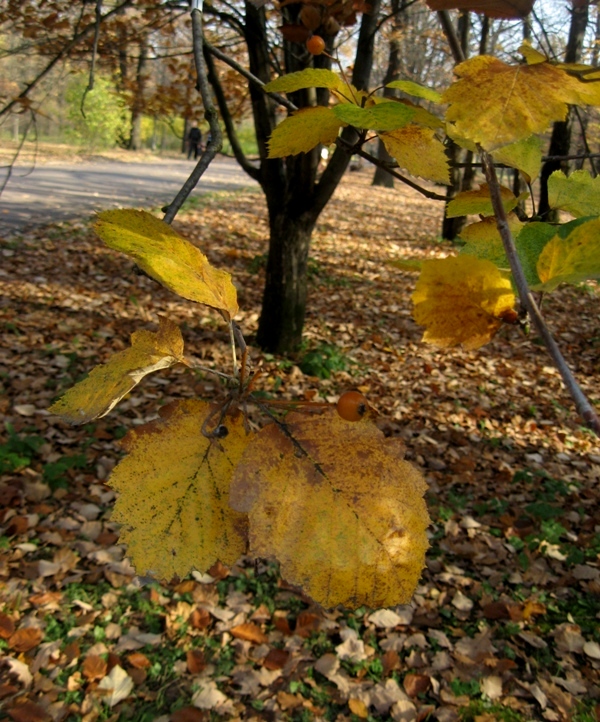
[[163, 1, 223, 224], [436, 10, 465, 64], [81, 0, 103, 118], [481, 151, 599, 436], [337, 137, 448, 201], [205, 41, 298, 112]]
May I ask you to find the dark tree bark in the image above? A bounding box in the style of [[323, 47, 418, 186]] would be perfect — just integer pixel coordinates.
[[373, 0, 407, 188], [224, 0, 381, 353], [441, 11, 470, 240], [538, 0, 590, 219]]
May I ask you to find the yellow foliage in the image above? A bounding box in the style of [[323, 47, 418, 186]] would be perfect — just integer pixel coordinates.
[[48, 317, 184, 424], [110, 400, 249, 581], [492, 135, 542, 182], [446, 184, 523, 218], [536, 218, 600, 292], [95, 210, 238, 319], [412, 256, 516, 349], [379, 126, 450, 184], [230, 409, 430, 609], [268, 106, 344, 157], [443, 54, 600, 150]]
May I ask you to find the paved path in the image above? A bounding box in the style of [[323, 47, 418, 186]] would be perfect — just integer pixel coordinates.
[[0, 157, 259, 235]]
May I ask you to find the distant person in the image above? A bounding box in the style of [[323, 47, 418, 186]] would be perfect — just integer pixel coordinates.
[[187, 122, 202, 159]]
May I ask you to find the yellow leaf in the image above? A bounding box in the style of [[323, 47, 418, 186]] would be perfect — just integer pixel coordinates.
[[268, 106, 345, 157], [547, 169, 600, 218], [492, 135, 542, 182], [536, 217, 600, 292], [412, 256, 516, 349], [264, 68, 345, 94], [109, 400, 249, 581], [443, 54, 600, 150], [230, 410, 430, 609], [385, 79, 442, 103], [348, 698, 369, 718], [446, 184, 524, 218], [379, 126, 450, 184], [48, 318, 184, 424], [94, 210, 238, 318]]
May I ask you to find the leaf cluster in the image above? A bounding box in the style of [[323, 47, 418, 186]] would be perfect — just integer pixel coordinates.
[[49, 209, 430, 611]]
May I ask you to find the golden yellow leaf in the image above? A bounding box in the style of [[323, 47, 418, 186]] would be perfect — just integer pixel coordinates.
[[412, 256, 516, 349], [536, 217, 600, 292], [460, 214, 524, 270], [268, 106, 345, 157], [109, 400, 249, 581], [230, 410, 429, 609], [95, 210, 238, 318], [379, 126, 450, 184], [446, 183, 524, 218], [492, 135, 542, 182], [443, 54, 600, 150], [49, 317, 184, 425]]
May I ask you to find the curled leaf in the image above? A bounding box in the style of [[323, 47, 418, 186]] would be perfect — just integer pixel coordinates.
[[49, 317, 184, 424]]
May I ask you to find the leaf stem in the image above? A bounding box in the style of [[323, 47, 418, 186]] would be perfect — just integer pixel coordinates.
[[481, 151, 599, 436], [163, 5, 223, 224]]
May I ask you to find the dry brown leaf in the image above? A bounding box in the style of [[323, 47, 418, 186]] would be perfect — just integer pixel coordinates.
[[0, 612, 15, 639], [349, 698, 369, 718], [189, 608, 212, 630], [6, 701, 52, 722], [186, 649, 206, 675], [230, 622, 268, 644], [9, 627, 43, 653], [82, 654, 107, 681], [263, 648, 290, 670], [127, 652, 151, 669], [171, 708, 207, 722], [403, 673, 431, 697]]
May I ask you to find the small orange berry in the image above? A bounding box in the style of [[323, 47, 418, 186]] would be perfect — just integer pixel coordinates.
[[306, 35, 326, 55], [336, 391, 367, 422]]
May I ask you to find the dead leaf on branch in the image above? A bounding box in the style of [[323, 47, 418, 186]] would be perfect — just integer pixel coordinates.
[[412, 256, 516, 350], [48, 317, 184, 425], [230, 409, 430, 609], [109, 399, 249, 582], [95, 209, 238, 318]]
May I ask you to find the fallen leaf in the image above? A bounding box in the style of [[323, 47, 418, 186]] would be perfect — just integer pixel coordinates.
[[97, 665, 134, 707], [9, 627, 43, 653], [186, 649, 206, 674], [6, 700, 52, 722], [82, 654, 107, 681], [230, 623, 268, 644]]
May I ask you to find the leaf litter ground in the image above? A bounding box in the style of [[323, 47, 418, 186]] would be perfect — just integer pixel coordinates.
[[0, 167, 599, 722]]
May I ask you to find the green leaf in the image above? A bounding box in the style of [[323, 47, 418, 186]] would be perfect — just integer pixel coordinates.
[[548, 169, 600, 217], [459, 217, 552, 287], [332, 101, 414, 130], [536, 216, 600, 291], [264, 68, 344, 93], [514, 222, 557, 287], [385, 80, 442, 104], [95, 210, 238, 317], [268, 106, 344, 157], [460, 214, 524, 270], [492, 135, 542, 182]]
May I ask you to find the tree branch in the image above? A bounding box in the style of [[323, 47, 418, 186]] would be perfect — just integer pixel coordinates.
[[436, 10, 465, 64], [205, 41, 297, 112], [481, 151, 599, 436], [0, 0, 134, 120], [163, 2, 223, 224], [203, 43, 261, 181]]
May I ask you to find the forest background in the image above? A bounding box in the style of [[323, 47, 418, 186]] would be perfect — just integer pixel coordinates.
[[1, 1, 600, 721]]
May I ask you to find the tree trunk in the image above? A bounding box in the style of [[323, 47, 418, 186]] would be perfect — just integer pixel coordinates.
[[128, 35, 148, 151], [251, 0, 380, 352], [373, 0, 406, 188], [538, 0, 590, 219], [256, 214, 315, 352]]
